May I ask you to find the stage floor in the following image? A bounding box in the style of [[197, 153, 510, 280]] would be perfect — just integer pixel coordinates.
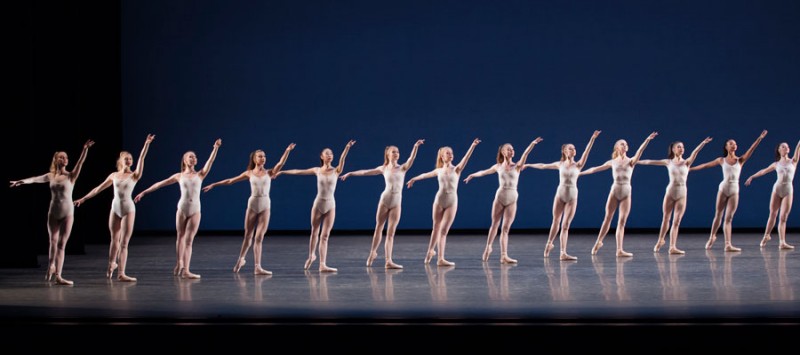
[[2, 231, 799, 327]]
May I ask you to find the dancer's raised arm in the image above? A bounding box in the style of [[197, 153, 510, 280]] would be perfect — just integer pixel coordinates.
[[133, 134, 156, 181], [270, 143, 296, 176], [335, 140, 356, 174], [401, 139, 425, 171], [739, 130, 768, 165], [630, 132, 658, 166], [576, 130, 601, 169], [454, 138, 481, 174], [198, 138, 222, 178], [516, 137, 543, 171], [70, 139, 95, 183]]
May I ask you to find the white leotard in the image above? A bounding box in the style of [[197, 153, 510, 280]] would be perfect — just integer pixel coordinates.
[[379, 165, 405, 209], [610, 158, 633, 200], [434, 166, 459, 209], [111, 173, 136, 218], [312, 169, 337, 215], [773, 160, 795, 199], [495, 164, 519, 207], [49, 174, 74, 220], [247, 173, 271, 214], [556, 162, 579, 203], [719, 159, 741, 198], [666, 159, 689, 201], [177, 173, 202, 217]]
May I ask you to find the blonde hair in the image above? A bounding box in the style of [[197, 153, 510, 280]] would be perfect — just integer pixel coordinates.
[[497, 144, 511, 164], [384, 145, 398, 166], [437, 147, 452, 168], [611, 140, 625, 159], [49, 151, 65, 176], [180, 151, 194, 171], [560, 144, 573, 161], [117, 151, 132, 172]]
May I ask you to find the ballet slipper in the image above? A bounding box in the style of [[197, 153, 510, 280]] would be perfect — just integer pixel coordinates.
[[233, 257, 246, 273], [118, 274, 137, 282], [669, 247, 685, 255], [653, 238, 665, 252], [319, 264, 337, 273], [385, 261, 403, 269], [592, 241, 603, 255], [304, 254, 317, 270]]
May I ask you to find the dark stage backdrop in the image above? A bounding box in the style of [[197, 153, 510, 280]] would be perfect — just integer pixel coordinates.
[[120, 0, 800, 232]]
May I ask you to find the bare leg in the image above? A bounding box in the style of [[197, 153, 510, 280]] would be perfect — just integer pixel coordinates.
[[483, 199, 504, 262], [437, 205, 458, 266], [305, 209, 323, 270], [368, 205, 389, 267], [669, 198, 687, 254], [722, 194, 740, 252], [761, 192, 780, 247], [706, 190, 727, 249], [384, 206, 403, 269], [180, 213, 202, 279], [234, 209, 258, 273], [499, 203, 518, 264], [45, 215, 60, 281], [778, 195, 793, 249], [253, 210, 272, 275], [107, 211, 122, 279], [654, 194, 674, 252], [593, 193, 618, 255], [318, 209, 337, 272], [545, 196, 566, 257], [559, 200, 578, 261], [174, 211, 186, 275], [616, 197, 632, 257], [54, 216, 74, 285], [426, 206, 445, 264], [117, 213, 137, 282]]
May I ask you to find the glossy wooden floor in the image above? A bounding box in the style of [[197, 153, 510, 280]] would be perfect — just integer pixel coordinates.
[[2, 232, 799, 343]]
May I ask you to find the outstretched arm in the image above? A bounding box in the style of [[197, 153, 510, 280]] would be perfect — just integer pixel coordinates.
[[463, 165, 498, 183], [630, 132, 658, 166], [579, 160, 612, 176], [406, 169, 437, 188], [690, 157, 722, 171], [793, 140, 800, 164], [739, 129, 768, 165], [335, 140, 356, 174], [455, 138, 481, 174], [198, 138, 222, 178], [70, 139, 95, 183], [744, 163, 777, 186], [524, 162, 561, 170], [134, 173, 180, 202], [276, 167, 318, 177], [202, 171, 249, 193], [516, 137, 543, 171], [576, 130, 601, 169], [686, 137, 713, 167], [269, 143, 296, 176], [340, 166, 383, 181], [133, 134, 155, 181], [10, 173, 50, 187], [75, 173, 114, 206], [401, 139, 425, 171], [637, 159, 669, 167]]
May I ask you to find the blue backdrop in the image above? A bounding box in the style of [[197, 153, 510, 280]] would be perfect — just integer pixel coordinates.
[[121, 0, 800, 231]]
